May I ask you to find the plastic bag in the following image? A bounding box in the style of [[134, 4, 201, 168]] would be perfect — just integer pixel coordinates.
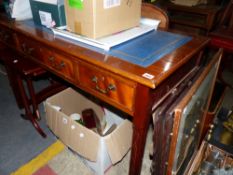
[[11, 0, 32, 20]]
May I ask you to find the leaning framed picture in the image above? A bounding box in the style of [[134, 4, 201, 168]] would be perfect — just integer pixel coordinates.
[[166, 50, 222, 175], [151, 49, 222, 175]]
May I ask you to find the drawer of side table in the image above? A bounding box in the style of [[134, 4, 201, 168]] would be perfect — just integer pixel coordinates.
[[42, 51, 75, 81], [78, 61, 136, 112], [17, 34, 42, 59], [17, 34, 75, 82]]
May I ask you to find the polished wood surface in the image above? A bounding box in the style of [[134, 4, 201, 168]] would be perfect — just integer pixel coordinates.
[[0, 13, 211, 175], [0, 16, 209, 89]]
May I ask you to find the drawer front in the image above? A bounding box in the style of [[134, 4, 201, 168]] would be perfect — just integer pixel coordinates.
[[0, 26, 15, 46], [17, 35, 41, 59], [79, 62, 136, 112], [17, 34, 75, 81], [42, 51, 75, 81]]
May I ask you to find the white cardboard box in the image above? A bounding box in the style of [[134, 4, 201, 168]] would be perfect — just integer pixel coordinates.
[[44, 88, 132, 174]]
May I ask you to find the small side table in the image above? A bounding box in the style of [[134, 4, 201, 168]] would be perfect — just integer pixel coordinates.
[[162, 2, 222, 35]]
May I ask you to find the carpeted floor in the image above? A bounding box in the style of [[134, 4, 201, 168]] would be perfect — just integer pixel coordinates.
[[0, 73, 57, 175]]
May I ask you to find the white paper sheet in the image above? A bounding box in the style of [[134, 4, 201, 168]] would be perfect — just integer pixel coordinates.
[[52, 18, 160, 51]]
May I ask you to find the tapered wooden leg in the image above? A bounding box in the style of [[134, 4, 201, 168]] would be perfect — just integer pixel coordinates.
[[130, 125, 151, 175], [129, 85, 152, 175]]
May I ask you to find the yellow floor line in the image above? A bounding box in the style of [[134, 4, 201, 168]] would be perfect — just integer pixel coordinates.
[[11, 140, 65, 175]]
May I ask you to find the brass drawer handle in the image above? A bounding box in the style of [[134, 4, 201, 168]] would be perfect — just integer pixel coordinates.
[[48, 56, 55, 67], [21, 43, 34, 55], [48, 56, 54, 62], [55, 61, 65, 71], [95, 84, 116, 94], [48, 57, 65, 70], [92, 76, 98, 83], [91, 76, 116, 94], [28, 48, 34, 54]]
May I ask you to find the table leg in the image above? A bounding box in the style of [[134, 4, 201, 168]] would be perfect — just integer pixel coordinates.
[[129, 85, 152, 175], [3, 63, 24, 108]]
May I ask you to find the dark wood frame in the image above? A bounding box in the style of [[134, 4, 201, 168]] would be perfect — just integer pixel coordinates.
[[166, 50, 222, 175]]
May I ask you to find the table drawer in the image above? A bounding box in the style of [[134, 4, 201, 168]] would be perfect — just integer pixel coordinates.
[[17, 34, 75, 81], [17, 35, 42, 60], [0, 26, 15, 46], [78, 62, 136, 112], [42, 51, 75, 81]]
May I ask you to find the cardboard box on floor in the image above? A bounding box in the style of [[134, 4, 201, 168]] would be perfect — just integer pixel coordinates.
[[64, 0, 141, 39], [44, 88, 132, 174]]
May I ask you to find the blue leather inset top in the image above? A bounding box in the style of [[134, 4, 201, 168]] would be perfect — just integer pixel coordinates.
[[107, 30, 192, 67]]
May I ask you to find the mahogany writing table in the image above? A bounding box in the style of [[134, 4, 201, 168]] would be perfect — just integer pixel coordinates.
[[0, 14, 212, 175]]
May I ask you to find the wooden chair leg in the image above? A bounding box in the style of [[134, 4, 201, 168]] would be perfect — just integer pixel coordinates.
[[16, 75, 46, 138], [218, 51, 233, 89], [26, 78, 41, 120]]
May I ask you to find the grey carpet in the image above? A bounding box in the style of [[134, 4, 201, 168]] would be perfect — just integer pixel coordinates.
[[0, 73, 56, 175]]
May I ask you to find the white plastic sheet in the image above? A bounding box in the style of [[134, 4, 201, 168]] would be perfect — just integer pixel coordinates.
[[11, 0, 32, 20]]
